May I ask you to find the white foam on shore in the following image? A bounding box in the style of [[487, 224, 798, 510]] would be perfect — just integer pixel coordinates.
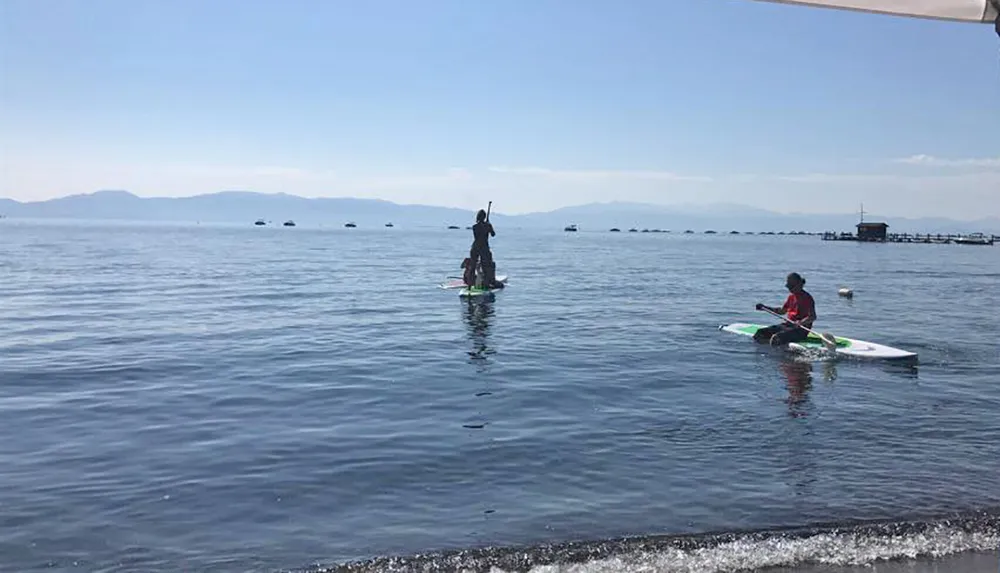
[[521, 524, 999, 573]]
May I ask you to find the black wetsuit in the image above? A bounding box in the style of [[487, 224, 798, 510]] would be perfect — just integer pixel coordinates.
[[469, 220, 496, 285]]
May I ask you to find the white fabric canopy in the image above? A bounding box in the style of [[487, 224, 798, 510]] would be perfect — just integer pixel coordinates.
[[752, 0, 998, 23]]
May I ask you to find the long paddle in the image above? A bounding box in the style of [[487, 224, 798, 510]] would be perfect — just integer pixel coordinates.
[[758, 306, 839, 352], [486, 201, 495, 281]]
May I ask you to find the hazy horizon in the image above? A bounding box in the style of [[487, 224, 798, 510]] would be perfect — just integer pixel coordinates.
[[2, 0, 998, 219], [3, 189, 1000, 223], [3, 190, 1000, 237]]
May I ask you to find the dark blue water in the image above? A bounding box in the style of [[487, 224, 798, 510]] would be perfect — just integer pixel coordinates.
[[1, 220, 998, 573]]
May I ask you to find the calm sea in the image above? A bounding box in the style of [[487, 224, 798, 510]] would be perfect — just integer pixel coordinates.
[[1, 219, 998, 573]]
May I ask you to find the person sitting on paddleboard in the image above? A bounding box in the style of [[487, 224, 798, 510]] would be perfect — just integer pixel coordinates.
[[461, 257, 493, 288], [753, 272, 816, 346], [461, 257, 476, 287], [468, 209, 502, 288]]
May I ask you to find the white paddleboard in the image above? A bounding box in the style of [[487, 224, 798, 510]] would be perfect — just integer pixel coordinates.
[[439, 275, 507, 290], [720, 322, 917, 361]]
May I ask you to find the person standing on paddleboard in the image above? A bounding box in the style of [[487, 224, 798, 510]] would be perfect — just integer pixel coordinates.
[[467, 208, 501, 289], [753, 272, 816, 346]]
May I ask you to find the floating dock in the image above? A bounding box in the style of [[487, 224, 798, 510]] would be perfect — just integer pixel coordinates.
[[821, 232, 996, 245]]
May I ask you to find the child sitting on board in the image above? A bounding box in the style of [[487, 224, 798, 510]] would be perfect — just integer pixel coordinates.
[[461, 257, 476, 287], [460, 257, 504, 290]]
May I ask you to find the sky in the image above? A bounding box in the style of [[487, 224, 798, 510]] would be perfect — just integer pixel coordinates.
[[1, 0, 998, 219]]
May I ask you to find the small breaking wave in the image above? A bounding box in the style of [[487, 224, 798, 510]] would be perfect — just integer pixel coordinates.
[[317, 509, 999, 573]]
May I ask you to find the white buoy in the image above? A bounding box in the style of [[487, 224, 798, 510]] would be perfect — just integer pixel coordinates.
[[838, 287, 854, 299]]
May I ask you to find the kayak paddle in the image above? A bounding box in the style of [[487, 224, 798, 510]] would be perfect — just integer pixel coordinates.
[[758, 306, 839, 352]]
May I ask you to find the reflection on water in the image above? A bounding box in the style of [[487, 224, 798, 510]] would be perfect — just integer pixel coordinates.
[[778, 359, 814, 418], [775, 358, 823, 496], [463, 298, 496, 370], [775, 353, 919, 418], [880, 360, 920, 379], [462, 299, 496, 433], [818, 359, 838, 383]]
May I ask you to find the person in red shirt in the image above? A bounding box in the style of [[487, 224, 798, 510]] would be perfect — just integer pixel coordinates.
[[753, 272, 817, 346]]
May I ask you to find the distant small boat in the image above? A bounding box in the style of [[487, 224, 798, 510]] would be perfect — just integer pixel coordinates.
[[955, 233, 993, 245], [283, 220, 296, 227], [684, 230, 694, 234], [448, 225, 460, 230], [609, 228, 621, 232], [385, 222, 393, 228], [628, 228, 638, 233], [345, 222, 357, 228], [254, 219, 266, 226], [705, 230, 717, 234], [564, 224, 578, 232]]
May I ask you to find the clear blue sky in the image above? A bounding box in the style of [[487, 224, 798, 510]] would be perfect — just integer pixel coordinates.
[[2, 0, 998, 218]]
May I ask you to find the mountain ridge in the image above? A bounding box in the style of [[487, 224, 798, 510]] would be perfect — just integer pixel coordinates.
[[1, 191, 998, 234]]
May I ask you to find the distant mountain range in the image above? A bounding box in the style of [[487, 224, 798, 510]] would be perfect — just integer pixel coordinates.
[[1, 190, 998, 234]]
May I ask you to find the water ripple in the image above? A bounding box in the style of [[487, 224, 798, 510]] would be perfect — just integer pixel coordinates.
[[0, 222, 998, 573]]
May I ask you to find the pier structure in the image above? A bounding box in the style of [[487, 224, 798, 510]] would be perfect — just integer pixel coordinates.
[[819, 204, 996, 245], [821, 232, 996, 245]]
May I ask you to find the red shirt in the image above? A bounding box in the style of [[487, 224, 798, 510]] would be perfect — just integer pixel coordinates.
[[784, 290, 815, 323]]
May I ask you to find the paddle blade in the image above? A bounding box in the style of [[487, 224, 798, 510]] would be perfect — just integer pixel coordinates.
[[820, 332, 839, 351]]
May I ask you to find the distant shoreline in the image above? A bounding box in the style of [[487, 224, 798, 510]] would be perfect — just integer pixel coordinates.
[[2, 216, 997, 240], [1, 190, 997, 235]]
